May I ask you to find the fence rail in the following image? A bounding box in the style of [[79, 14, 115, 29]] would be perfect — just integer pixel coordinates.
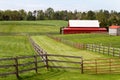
[[0, 54, 83, 79], [1, 54, 120, 78], [86, 44, 120, 57], [0, 55, 45, 79], [29, 37, 47, 65], [83, 58, 120, 74], [1, 35, 120, 79]]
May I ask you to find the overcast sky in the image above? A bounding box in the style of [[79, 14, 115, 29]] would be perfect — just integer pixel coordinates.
[[0, 0, 120, 12]]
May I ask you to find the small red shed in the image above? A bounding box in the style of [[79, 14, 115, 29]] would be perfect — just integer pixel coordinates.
[[60, 20, 107, 34]]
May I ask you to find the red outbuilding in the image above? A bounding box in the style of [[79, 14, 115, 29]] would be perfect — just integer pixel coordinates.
[[60, 20, 107, 34]]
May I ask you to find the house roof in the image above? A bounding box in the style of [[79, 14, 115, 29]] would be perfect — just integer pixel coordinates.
[[68, 20, 100, 28], [109, 25, 120, 29]]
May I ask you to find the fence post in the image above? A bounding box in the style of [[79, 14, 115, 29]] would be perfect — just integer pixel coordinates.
[[81, 57, 84, 74], [84, 44, 86, 50], [34, 55, 38, 73], [113, 48, 115, 56], [99, 44, 100, 53], [119, 49, 120, 58], [45, 54, 49, 70], [14, 57, 19, 79], [95, 59, 97, 74], [109, 59, 111, 73], [92, 44, 94, 51], [95, 44, 96, 52], [108, 46, 110, 55], [86, 44, 90, 51]]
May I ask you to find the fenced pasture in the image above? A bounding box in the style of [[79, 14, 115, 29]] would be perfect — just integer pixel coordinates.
[[29, 36, 83, 72], [32, 36, 106, 59], [0, 54, 83, 79], [1, 53, 120, 78], [1, 20, 120, 80], [56, 33, 120, 48], [31, 36, 120, 75], [48, 35, 120, 57]]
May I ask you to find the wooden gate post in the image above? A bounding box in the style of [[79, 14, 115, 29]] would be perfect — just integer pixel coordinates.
[[45, 53, 49, 70], [14, 57, 19, 79], [81, 57, 84, 74], [34, 55, 38, 73]]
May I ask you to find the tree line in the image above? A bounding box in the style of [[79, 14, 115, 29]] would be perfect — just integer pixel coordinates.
[[0, 7, 120, 27]]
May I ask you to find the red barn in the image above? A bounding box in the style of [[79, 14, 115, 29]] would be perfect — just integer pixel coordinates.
[[60, 20, 107, 34]]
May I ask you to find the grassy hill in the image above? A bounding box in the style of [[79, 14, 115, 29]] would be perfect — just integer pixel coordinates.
[[0, 36, 35, 58], [0, 20, 67, 57], [1, 20, 120, 80], [0, 20, 67, 34]]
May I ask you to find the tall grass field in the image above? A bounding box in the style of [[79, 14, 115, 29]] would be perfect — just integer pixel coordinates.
[[0, 20, 120, 80]]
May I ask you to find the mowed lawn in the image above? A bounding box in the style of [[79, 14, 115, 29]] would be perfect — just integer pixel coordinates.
[[0, 36, 35, 57], [32, 36, 107, 59], [0, 20, 67, 34], [0, 20, 120, 80], [55, 33, 120, 48], [30, 35, 120, 80]]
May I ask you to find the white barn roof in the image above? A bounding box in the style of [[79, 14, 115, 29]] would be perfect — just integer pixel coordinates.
[[68, 20, 100, 27]]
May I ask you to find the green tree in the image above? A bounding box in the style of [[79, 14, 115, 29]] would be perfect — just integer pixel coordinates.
[[37, 10, 45, 20], [0, 10, 3, 20], [87, 10, 96, 20], [26, 11, 35, 20], [45, 7, 54, 19], [19, 9, 27, 20]]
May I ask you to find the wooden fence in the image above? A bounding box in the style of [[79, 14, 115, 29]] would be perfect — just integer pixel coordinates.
[[2, 54, 120, 79], [86, 44, 120, 57], [0, 54, 83, 79], [0, 55, 45, 79], [47, 35, 120, 57], [29, 37, 47, 65], [83, 58, 120, 74], [1, 36, 119, 78]]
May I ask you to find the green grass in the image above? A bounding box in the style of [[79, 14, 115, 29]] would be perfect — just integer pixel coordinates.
[[20, 71, 120, 80], [56, 33, 120, 48], [2, 70, 120, 80], [32, 36, 107, 59], [0, 36, 35, 57], [0, 21, 120, 80], [0, 20, 67, 34]]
